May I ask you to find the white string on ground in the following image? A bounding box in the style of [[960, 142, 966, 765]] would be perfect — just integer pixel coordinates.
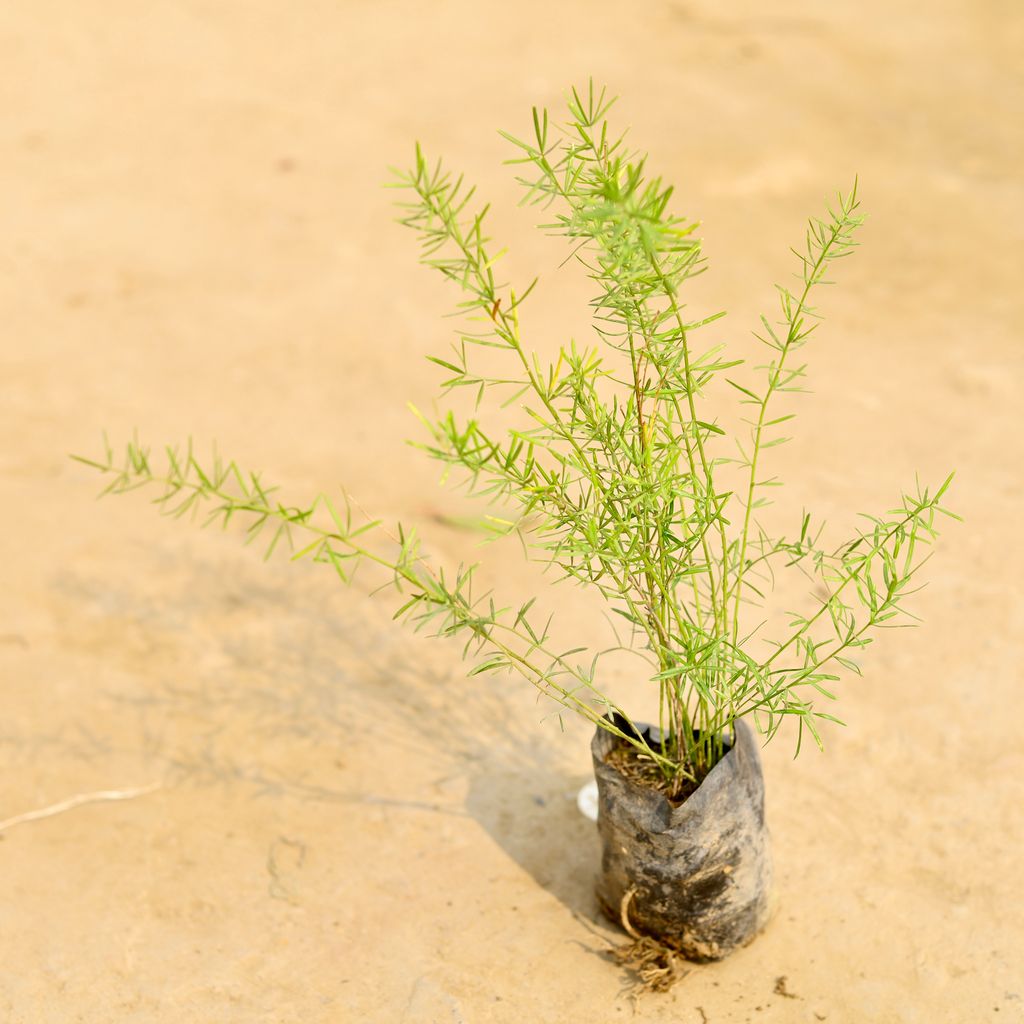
[[0, 782, 161, 835]]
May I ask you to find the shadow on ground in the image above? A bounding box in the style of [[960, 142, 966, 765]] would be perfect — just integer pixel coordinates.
[[50, 545, 607, 922]]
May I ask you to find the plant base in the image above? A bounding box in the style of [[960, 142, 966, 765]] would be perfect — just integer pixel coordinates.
[[591, 718, 773, 962]]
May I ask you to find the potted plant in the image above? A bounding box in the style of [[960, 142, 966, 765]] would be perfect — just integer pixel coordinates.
[[74, 83, 955, 970]]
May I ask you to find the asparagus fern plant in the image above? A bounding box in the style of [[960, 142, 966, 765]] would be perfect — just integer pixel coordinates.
[[76, 84, 955, 795]]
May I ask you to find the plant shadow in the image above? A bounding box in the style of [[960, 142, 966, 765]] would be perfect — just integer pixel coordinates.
[[356, 629, 605, 921], [464, 766, 603, 919], [54, 551, 608, 922]]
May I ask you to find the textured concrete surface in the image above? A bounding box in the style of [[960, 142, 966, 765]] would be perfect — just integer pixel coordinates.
[[2, 2, 1021, 1021]]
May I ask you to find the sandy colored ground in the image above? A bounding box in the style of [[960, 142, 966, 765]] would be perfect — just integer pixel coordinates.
[[2, 2, 1022, 1021]]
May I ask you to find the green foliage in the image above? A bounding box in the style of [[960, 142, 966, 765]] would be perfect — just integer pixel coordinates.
[[75, 83, 956, 790]]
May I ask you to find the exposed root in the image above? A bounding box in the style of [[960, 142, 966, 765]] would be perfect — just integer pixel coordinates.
[[610, 886, 690, 994], [611, 936, 689, 994], [619, 886, 642, 939]]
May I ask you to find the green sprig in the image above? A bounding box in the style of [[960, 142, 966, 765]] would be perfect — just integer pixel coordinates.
[[75, 83, 956, 792]]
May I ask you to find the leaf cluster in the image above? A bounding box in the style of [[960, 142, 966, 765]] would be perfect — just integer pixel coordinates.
[[76, 84, 957, 785]]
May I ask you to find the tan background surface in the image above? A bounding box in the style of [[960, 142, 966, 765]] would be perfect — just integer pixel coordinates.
[[2, 2, 1022, 1021]]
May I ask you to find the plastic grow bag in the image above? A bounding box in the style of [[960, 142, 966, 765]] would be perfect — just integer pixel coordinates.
[[591, 717, 773, 961]]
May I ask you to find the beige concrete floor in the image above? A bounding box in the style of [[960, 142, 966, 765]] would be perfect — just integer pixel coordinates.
[[1, 2, 1022, 1021]]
